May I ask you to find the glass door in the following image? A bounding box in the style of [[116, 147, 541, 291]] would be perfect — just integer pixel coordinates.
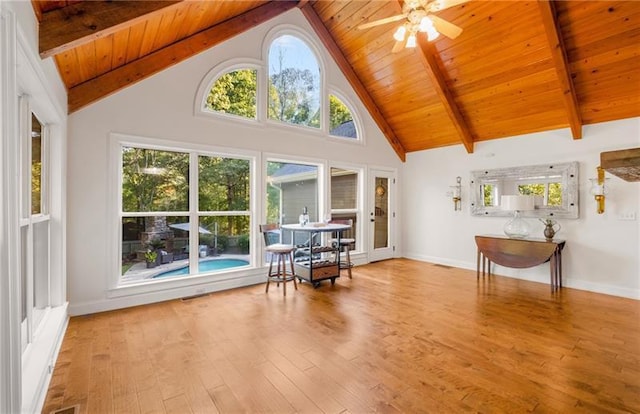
[[369, 169, 395, 262]]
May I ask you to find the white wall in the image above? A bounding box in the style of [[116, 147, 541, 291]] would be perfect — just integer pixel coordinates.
[[66, 9, 402, 315], [403, 118, 640, 299]]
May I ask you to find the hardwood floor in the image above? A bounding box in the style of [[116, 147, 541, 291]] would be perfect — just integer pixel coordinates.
[[43, 259, 640, 414]]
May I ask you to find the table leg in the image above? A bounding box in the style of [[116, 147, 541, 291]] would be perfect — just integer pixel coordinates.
[[477, 248, 481, 279], [558, 248, 563, 288], [550, 251, 557, 292]]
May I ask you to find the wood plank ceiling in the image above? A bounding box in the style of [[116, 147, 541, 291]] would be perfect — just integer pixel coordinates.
[[32, 0, 640, 160]]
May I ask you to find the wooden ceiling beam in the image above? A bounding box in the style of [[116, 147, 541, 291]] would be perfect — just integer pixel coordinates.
[[538, 0, 582, 139], [67, 1, 297, 113], [39, 1, 183, 59], [299, 2, 407, 162], [416, 40, 475, 154]]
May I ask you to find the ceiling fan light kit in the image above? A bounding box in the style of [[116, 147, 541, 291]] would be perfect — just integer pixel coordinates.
[[358, 0, 466, 52]]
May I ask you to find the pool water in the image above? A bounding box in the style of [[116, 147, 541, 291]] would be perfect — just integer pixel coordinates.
[[153, 258, 249, 278]]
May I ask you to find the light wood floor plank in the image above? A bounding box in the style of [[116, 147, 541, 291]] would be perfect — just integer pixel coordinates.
[[43, 259, 640, 413]]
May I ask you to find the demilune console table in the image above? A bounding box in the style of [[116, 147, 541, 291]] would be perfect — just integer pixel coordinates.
[[475, 235, 566, 292], [282, 222, 351, 287]]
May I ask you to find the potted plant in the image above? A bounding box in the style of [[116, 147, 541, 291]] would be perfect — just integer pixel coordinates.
[[145, 250, 158, 268]]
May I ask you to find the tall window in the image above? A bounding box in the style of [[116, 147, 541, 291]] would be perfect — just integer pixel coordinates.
[[330, 167, 360, 249], [266, 160, 319, 245], [204, 68, 257, 119], [268, 34, 321, 128], [19, 100, 51, 351], [119, 145, 251, 283]]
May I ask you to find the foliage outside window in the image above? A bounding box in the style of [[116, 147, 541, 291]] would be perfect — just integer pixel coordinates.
[[120, 146, 251, 282], [31, 114, 44, 214], [268, 35, 320, 128], [329, 95, 357, 139], [204, 69, 257, 119], [198, 156, 251, 273]]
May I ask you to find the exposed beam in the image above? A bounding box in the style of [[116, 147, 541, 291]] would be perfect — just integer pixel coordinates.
[[39, 1, 183, 59], [68, 1, 297, 113], [416, 40, 475, 154], [538, 0, 582, 139], [299, 2, 407, 162]]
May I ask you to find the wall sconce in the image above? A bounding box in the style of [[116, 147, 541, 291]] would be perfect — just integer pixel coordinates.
[[589, 166, 608, 214], [451, 176, 462, 211]]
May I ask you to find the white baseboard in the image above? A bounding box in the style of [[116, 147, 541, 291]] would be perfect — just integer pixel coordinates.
[[403, 253, 640, 300]]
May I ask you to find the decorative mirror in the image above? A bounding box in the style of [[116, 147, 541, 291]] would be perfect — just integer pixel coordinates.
[[470, 161, 579, 218]]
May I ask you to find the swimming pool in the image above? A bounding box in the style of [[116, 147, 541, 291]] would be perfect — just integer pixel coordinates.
[[153, 258, 249, 278]]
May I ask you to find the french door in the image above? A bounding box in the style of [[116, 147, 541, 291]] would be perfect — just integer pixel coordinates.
[[369, 169, 395, 262]]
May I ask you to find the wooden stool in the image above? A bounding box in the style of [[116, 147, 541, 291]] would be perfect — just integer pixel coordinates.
[[329, 219, 354, 279], [260, 224, 297, 296]]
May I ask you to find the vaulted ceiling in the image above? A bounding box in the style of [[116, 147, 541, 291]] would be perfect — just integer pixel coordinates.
[[32, 0, 640, 160]]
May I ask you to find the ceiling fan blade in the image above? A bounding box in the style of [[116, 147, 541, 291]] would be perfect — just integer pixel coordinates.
[[357, 14, 407, 30], [391, 38, 407, 53], [429, 0, 470, 12], [430, 15, 463, 39]]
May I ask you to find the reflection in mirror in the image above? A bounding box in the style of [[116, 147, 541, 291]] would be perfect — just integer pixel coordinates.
[[470, 162, 579, 218]]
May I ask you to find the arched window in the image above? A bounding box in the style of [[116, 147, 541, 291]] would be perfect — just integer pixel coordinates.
[[267, 34, 321, 129], [329, 94, 358, 139], [204, 68, 257, 119]]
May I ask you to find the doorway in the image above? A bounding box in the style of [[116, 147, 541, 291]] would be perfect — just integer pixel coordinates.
[[369, 169, 395, 262]]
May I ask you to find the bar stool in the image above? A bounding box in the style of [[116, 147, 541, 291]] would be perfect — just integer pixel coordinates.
[[329, 219, 354, 279], [259, 224, 297, 295]]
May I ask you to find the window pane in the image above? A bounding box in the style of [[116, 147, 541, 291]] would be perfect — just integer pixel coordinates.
[[197, 216, 250, 275], [31, 114, 42, 214], [121, 215, 190, 282], [267, 161, 319, 226], [331, 168, 357, 210], [199, 156, 250, 211], [205, 69, 257, 119], [122, 147, 189, 212], [268, 35, 320, 128], [329, 95, 357, 139]]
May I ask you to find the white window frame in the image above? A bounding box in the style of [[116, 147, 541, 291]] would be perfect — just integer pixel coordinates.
[[18, 95, 52, 351], [264, 25, 326, 133], [109, 133, 260, 294], [328, 163, 364, 253], [193, 25, 364, 144], [194, 58, 263, 124]]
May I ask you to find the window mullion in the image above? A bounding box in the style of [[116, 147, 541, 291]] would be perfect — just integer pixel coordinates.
[[189, 152, 199, 275]]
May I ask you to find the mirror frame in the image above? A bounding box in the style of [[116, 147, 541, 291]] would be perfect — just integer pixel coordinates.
[[470, 161, 579, 219]]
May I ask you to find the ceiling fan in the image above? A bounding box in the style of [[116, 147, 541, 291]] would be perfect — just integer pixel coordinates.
[[357, 0, 468, 52]]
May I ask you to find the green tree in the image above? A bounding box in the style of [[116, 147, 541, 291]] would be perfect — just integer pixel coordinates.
[[268, 48, 319, 128], [329, 95, 353, 130], [205, 69, 257, 118], [198, 156, 250, 235], [121, 147, 189, 213]]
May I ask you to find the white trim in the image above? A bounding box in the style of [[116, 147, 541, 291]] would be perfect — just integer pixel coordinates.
[[404, 253, 640, 300], [0, 8, 23, 413], [193, 58, 262, 123], [263, 24, 327, 133], [109, 132, 260, 290], [327, 87, 365, 145]]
